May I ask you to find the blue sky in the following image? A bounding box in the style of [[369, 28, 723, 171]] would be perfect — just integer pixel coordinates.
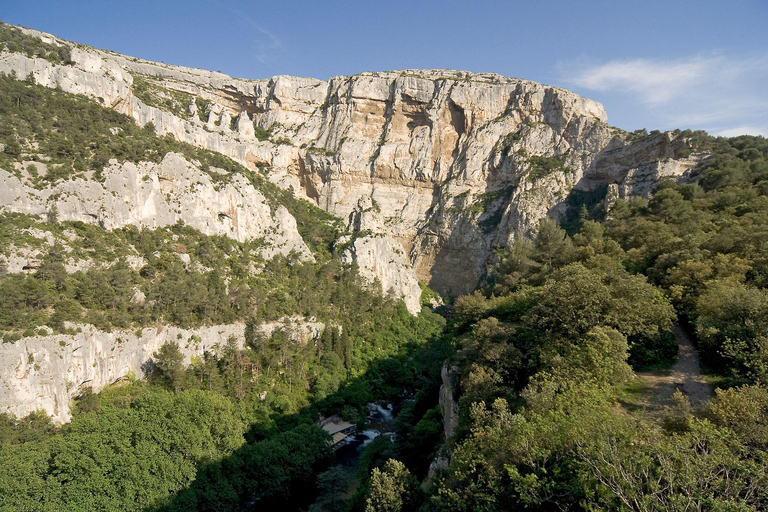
[[3, 0, 767, 136]]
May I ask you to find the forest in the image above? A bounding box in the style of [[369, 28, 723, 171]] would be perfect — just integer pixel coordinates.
[[427, 132, 768, 511], [1, 24, 768, 509]]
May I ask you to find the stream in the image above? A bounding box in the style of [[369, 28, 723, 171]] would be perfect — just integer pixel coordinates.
[[335, 403, 396, 467]]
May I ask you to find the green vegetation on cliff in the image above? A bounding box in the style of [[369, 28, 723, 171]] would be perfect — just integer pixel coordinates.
[[0, 291, 445, 511], [606, 134, 768, 382], [130, 73, 193, 119], [426, 134, 768, 511], [0, 23, 72, 65]]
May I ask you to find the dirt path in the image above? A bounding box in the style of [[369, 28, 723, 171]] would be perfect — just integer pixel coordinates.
[[636, 325, 713, 410]]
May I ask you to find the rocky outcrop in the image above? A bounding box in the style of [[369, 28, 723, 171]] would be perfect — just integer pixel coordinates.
[[438, 362, 460, 442], [254, 316, 325, 344], [0, 25, 703, 300], [339, 234, 422, 313], [427, 362, 460, 480], [235, 111, 255, 138], [0, 323, 245, 423], [338, 197, 422, 313], [0, 152, 313, 261], [0, 314, 327, 423]]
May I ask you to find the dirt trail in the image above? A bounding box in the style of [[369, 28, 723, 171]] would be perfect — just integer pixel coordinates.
[[636, 325, 713, 410]]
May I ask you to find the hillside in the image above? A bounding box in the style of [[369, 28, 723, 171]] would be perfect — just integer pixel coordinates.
[[0, 23, 705, 299], [1, 21, 768, 512], [0, 22, 705, 421]]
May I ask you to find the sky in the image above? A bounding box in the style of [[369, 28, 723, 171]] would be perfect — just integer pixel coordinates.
[[3, 0, 767, 136]]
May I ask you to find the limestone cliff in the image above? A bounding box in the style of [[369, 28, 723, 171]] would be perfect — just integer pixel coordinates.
[[0, 24, 709, 424], [0, 315, 324, 423], [0, 25, 704, 301], [0, 152, 313, 261], [0, 323, 245, 423]]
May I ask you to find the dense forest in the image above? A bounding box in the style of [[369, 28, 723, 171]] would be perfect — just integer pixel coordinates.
[[2, 22, 768, 511], [427, 133, 768, 511]]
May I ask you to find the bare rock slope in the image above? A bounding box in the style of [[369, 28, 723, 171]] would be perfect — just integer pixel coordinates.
[[1, 26, 704, 299], [0, 24, 708, 422]]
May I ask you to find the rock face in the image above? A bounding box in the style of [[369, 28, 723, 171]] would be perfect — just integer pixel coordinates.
[[0, 315, 326, 423], [254, 316, 325, 344], [427, 362, 460, 480], [0, 323, 246, 423], [260, 73, 700, 295], [338, 197, 422, 313], [0, 24, 709, 423], [0, 152, 313, 261], [438, 362, 460, 442], [0, 27, 704, 300]]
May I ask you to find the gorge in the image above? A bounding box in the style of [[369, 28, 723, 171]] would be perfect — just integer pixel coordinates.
[[4, 20, 766, 512]]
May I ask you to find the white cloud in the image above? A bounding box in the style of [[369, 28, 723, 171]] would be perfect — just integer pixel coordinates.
[[561, 54, 768, 136], [715, 125, 768, 137], [568, 57, 712, 105]]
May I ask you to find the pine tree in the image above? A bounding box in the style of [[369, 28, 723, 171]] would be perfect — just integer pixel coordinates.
[[151, 342, 186, 393]]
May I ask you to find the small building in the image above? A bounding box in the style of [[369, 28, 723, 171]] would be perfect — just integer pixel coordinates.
[[318, 415, 356, 449]]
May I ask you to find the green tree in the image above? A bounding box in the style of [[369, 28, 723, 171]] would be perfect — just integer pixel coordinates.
[[696, 280, 768, 382], [452, 291, 490, 329], [485, 238, 538, 294], [219, 335, 252, 400], [706, 385, 768, 449], [581, 419, 768, 511], [190, 351, 224, 392], [366, 459, 422, 512], [151, 342, 186, 393], [436, 388, 622, 512], [533, 218, 573, 272], [311, 465, 350, 512], [525, 262, 676, 366], [35, 245, 67, 290], [544, 326, 633, 388]]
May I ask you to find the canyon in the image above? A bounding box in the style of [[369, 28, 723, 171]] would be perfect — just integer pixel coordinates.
[[1, 26, 704, 300], [0, 24, 705, 422]]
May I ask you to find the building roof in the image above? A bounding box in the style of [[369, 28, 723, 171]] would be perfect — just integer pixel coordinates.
[[318, 415, 356, 436]]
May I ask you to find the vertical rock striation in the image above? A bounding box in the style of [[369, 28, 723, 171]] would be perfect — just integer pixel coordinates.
[[0, 27, 704, 300]]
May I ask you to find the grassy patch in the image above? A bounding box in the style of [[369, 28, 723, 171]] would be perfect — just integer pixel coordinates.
[[194, 97, 211, 122], [478, 187, 514, 233], [306, 146, 336, 157], [614, 376, 651, 410], [467, 189, 502, 214], [253, 125, 271, 141]]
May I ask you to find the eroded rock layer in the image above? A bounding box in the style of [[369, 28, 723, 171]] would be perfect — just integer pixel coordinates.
[[0, 27, 703, 298], [0, 25, 707, 423]]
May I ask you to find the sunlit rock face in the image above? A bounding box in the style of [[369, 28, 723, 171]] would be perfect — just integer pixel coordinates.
[[250, 70, 697, 295], [1, 26, 701, 302], [0, 323, 245, 423], [0, 25, 706, 424], [0, 152, 313, 261], [0, 316, 323, 423]]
